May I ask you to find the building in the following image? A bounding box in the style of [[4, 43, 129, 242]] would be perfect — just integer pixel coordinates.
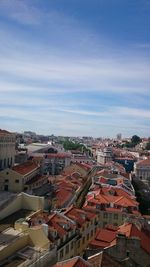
[[97, 147, 113, 164], [44, 153, 71, 175], [106, 223, 150, 267], [31, 153, 71, 175], [0, 129, 16, 170], [83, 187, 140, 228], [116, 133, 122, 141], [64, 206, 100, 256], [0, 161, 40, 192], [134, 158, 150, 185], [27, 210, 78, 262], [63, 162, 92, 178], [88, 222, 150, 267]]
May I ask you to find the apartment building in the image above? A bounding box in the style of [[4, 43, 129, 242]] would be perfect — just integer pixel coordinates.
[[97, 147, 113, 164], [83, 187, 140, 227], [64, 206, 100, 256], [0, 129, 16, 170]]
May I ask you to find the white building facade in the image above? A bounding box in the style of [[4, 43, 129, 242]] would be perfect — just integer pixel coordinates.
[[134, 158, 150, 185]]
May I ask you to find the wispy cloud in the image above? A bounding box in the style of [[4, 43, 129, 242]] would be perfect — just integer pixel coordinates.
[[0, 0, 150, 136], [0, 53, 150, 95], [0, 0, 41, 25]]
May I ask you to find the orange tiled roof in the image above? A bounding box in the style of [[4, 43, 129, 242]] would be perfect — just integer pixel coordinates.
[[136, 158, 150, 166], [89, 226, 117, 249], [86, 190, 138, 209], [55, 188, 73, 207], [12, 161, 39, 175], [75, 162, 92, 170], [118, 223, 150, 254], [64, 207, 96, 227], [114, 187, 133, 199], [90, 222, 150, 254], [30, 212, 76, 240]]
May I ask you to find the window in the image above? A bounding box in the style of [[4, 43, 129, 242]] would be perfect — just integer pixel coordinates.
[[103, 212, 108, 218], [71, 241, 74, 250], [65, 244, 69, 254], [4, 159, 6, 168], [15, 179, 19, 183], [5, 179, 9, 183], [109, 213, 112, 219], [114, 214, 118, 220], [103, 222, 107, 227], [82, 237, 85, 244], [91, 230, 93, 237], [60, 249, 64, 259], [122, 214, 126, 220], [87, 233, 89, 241]]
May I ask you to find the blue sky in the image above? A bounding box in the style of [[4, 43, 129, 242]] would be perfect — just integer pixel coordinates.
[[0, 0, 150, 137]]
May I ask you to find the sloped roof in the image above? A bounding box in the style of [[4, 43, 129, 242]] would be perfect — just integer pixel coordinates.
[[12, 161, 39, 175]]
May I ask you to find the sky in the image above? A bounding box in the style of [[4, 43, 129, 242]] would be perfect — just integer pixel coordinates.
[[0, 0, 150, 138]]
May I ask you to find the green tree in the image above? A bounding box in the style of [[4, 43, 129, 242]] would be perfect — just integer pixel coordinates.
[[131, 135, 141, 145], [146, 142, 150, 150]]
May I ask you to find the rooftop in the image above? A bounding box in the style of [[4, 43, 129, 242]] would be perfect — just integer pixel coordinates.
[[0, 129, 11, 135], [12, 161, 39, 175], [136, 158, 150, 166], [64, 206, 96, 227], [89, 223, 150, 254]]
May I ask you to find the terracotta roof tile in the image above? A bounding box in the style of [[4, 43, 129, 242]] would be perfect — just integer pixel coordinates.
[[136, 158, 150, 166], [12, 161, 39, 175]]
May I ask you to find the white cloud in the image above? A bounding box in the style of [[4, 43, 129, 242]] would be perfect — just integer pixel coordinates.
[[0, 54, 150, 95], [0, 0, 150, 136]]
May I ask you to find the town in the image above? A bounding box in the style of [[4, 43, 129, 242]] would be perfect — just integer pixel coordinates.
[[0, 129, 150, 267]]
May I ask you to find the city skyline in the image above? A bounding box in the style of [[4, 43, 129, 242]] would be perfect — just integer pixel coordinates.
[[0, 0, 150, 137]]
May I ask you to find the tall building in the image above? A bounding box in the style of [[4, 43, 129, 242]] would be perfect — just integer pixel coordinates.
[[0, 129, 16, 170], [97, 147, 113, 164], [116, 133, 122, 141]]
